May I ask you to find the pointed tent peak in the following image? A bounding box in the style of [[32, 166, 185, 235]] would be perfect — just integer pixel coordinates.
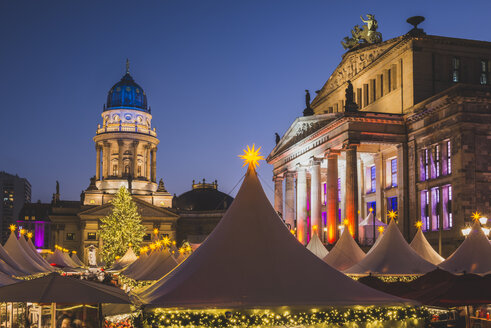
[[410, 228, 444, 265], [323, 226, 365, 271], [387, 210, 398, 221], [8, 224, 16, 233], [26, 232, 33, 239], [415, 221, 423, 230], [471, 211, 482, 222], [239, 144, 264, 171], [306, 233, 329, 259]]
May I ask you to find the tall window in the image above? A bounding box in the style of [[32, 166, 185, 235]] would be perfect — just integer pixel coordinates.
[[322, 183, 327, 205], [357, 88, 362, 107], [435, 144, 441, 178], [391, 158, 397, 187], [420, 149, 429, 181], [137, 164, 142, 176], [442, 185, 453, 230], [112, 164, 118, 176], [431, 187, 440, 231], [370, 166, 376, 193], [337, 178, 341, 202], [387, 69, 392, 92], [452, 57, 460, 82], [480, 60, 488, 85], [379, 74, 384, 98], [363, 84, 369, 107], [387, 196, 398, 213], [421, 190, 430, 231], [367, 201, 376, 215], [447, 141, 451, 174]]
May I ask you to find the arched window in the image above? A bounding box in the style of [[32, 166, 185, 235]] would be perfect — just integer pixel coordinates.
[[124, 165, 130, 175], [112, 164, 118, 176], [138, 164, 142, 177]]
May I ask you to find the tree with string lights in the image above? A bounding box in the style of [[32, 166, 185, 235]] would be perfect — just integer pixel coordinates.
[[99, 186, 146, 266]]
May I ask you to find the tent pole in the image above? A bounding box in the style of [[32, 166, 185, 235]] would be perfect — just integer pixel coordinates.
[[98, 303, 103, 328], [51, 303, 56, 328]]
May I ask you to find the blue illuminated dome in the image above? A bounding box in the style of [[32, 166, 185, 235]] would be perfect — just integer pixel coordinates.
[[106, 72, 149, 112]]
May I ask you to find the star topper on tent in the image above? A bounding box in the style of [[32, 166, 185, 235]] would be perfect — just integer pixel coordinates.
[[239, 144, 264, 170]]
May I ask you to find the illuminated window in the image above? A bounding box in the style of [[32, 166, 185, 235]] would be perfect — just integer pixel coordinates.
[[124, 165, 130, 174], [447, 141, 451, 174], [387, 196, 397, 213], [66, 233, 75, 241], [452, 57, 460, 82], [431, 187, 440, 231], [391, 158, 397, 187], [420, 190, 430, 231], [367, 201, 376, 215], [435, 144, 441, 178], [442, 185, 453, 230], [337, 178, 341, 202], [480, 60, 488, 85], [87, 232, 96, 240], [369, 166, 376, 193], [424, 149, 429, 181], [321, 183, 327, 205]]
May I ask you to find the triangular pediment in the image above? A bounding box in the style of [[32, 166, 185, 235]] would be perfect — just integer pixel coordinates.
[[78, 197, 178, 219], [312, 36, 406, 106], [268, 113, 339, 160]]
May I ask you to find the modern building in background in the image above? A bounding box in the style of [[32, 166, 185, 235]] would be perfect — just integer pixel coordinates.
[[15, 64, 232, 261], [267, 17, 491, 256], [0, 172, 31, 243]]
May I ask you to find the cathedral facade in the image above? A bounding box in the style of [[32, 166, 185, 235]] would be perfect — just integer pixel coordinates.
[[267, 19, 491, 256]]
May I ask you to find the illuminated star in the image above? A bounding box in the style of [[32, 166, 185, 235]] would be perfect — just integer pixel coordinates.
[[162, 236, 171, 247], [378, 226, 384, 234], [27, 232, 33, 239], [471, 211, 481, 222], [369, 207, 374, 213], [19, 229, 26, 235], [239, 144, 264, 170], [9, 224, 16, 232], [415, 221, 423, 229], [153, 228, 159, 235], [343, 219, 350, 226], [388, 210, 398, 220]]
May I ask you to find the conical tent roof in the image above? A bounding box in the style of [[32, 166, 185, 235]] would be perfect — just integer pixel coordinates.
[[410, 229, 444, 265], [345, 220, 436, 275], [71, 253, 85, 267], [323, 227, 365, 271], [134, 166, 410, 308], [112, 246, 137, 270], [127, 248, 177, 281], [121, 251, 148, 276], [3, 232, 47, 274], [359, 212, 386, 245], [306, 234, 328, 259], [367, 232, 383, 255], [48, 249, 74, 268], [62, 251, 79, 268], [18, 235, 54, 271], [0, 271, 17, 286], [439, 220, 491, 274], [0, 244, 28, 275]]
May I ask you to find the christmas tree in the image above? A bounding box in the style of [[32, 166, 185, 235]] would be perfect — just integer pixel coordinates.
[[100, 186, 146, 266]]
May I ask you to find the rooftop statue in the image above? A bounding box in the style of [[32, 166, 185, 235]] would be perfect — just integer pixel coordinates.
[[341, 14, 383, 50]]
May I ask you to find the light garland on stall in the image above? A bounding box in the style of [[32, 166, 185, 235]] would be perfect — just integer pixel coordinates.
[[113, 307, 430, 327]]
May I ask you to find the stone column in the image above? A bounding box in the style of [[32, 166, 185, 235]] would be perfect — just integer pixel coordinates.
[[146, 144, 151, 180], [374, 153, 384, 221], [133, 141, 139, 177], [103, 141, 111, 178], [310, 159, 322, 239], [95, 144, 101, 180], [284, 172, 295, 231], [397, 142, 410, 240], [151, 148, 157, 182], [326, 152, 339, 243], [296, 166, 308, 245], [273, 175, 284, 218], [118, 140, 124, 177], [345, 145, 359, 239]]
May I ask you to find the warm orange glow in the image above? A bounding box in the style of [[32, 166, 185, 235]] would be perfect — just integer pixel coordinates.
[[115, 256, 120, 260], [128, 242, 132, 247], [179, 247, 185, 254], [369, 207, 374, 213], [343, 219, 350, 226], [172, 240, 176, 245], [72, 250, 77, 254], [19, 229, 26, 235], [162, 236, 171, 247], [388, 210, 398, 220], [149, 244, 156, 250], [9, 224, 16, 232], [472, 211, 482, 222], [312, 225, 318, 231], [290, 229, 295, 235], [27, 232, 33, 239], [153, 228, 159, 235], [155, 240, 162, 247], [239, 144, 264, 170], [415, 221, 423, 229], [185, 245, 192, 252], [378, 226, 384, 234]]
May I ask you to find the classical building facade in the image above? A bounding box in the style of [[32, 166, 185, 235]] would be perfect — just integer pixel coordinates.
[[267, 22, 491, 256]]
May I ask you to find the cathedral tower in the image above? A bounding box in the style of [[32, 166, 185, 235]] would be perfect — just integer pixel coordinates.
[[83, 61, 172, 207]]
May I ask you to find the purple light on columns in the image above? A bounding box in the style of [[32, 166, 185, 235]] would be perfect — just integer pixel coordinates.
[[34, 223, 45, 248]]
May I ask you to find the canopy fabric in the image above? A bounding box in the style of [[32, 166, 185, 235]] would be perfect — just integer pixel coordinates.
[[175, 253, 187, 264], [3, 232, 47, 274], [367, 232, 383, 255], [121, 251, 148, 276], [0, 272, 130, 304], [359, 212, 386, 245], [134, 167, 411, 308], [0, 244, 29, 275], [48, 249, 75, 268], [71, 253, 85, 267], [0, 257, 23, 276], [323, 228, 365, 271], [111, 246, 137, 271], [439, 220, 491, 274], [345, 220, 436, 275], [306, 234, 328, 259], [62, 251, 80, 268], [410, 229, 444, 265], [0, 271, 17, 286], [18, 236, 54, 271], [125, 249, 177, 281]]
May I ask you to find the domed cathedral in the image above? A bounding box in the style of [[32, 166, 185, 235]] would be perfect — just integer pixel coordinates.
[[83, 60, 172, 207]]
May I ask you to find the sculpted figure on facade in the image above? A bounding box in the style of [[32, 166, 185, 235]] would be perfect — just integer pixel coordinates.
[[341, 14, 383, 50]]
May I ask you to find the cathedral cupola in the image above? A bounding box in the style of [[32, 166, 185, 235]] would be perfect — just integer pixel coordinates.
[[105, 59, 149, 112]]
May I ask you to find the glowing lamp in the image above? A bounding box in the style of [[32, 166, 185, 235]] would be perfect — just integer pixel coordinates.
[[115, 256, 120, 260], [153, 228, 159, 235], [19, 229, 26, 235], [179, 247, 185, 254], [290, 229, 295, 235], [128, 242, 132, 247], [162, 236, 171, 247], [312, 225, 318, 231], [388, 210, 397, 220], [378, 226, 384, 234], [149, 244, 156, 250], [479, 217, 488, 225], [338, 225, 344, 230], [185, 245, 192, 252], [415, 221, 423, 229], [72, 250, 77, 254], [472, 211, 481, 222], [343, 219, 349, 226], [461, 227, 471, 237], [482, 227, 490, 236], [369, 207, 374, 213], [172, 240, 176, 245], [27, 232, 33, 239], [239, 144, 264, 170], [9, 224, 16, 232], [323, 227, 327, 232]]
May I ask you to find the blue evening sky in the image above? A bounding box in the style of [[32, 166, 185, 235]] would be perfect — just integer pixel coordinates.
[[0, 0, 489, 203]]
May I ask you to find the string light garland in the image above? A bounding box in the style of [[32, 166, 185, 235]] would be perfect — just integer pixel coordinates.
[[119, 307, 430, 327]]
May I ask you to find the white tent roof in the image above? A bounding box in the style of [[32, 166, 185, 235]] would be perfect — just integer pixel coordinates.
[[323, 227, 365, 271], [18, 236, 54, 271], [47, 249, 75, 268], [0, 271, 17, 286], [71, 253, 85, 267], [126, 248, 177, 281], [121, 251, 148, 276], [359, 212, 386, 227], [410, 229, 444, 265], [62, 251, 80, 268], [439, 220, 491, 274], [3, 232, 47, 274], [367, 232, 383, 255], [111, 246, 137, 270], [345, 220, 436, 275], [134, 167, 410, 308], [306, 234, 328, 259], [0, 244, 28, 275]]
